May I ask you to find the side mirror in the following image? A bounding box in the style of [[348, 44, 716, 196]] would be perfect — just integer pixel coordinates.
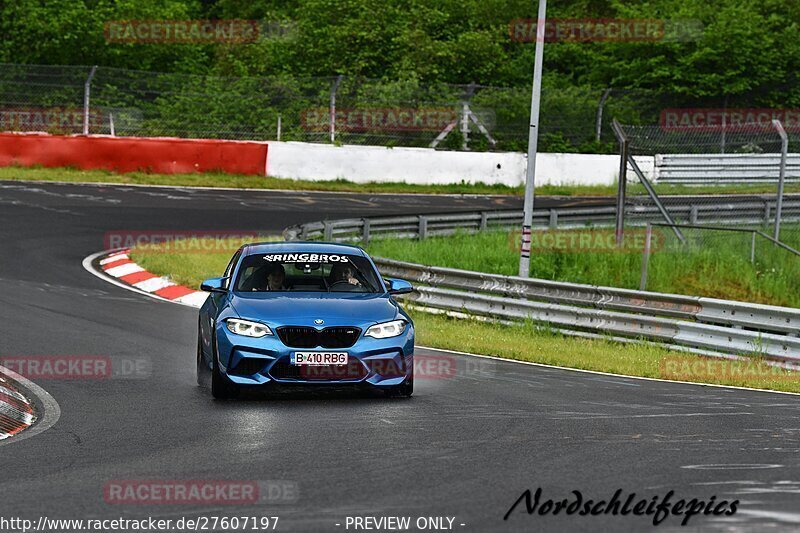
[[386, 278, 413, 295], [200, 277, 228, 293]]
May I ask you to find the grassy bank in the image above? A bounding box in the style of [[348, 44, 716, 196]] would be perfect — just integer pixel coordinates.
[[366, 228, 800, 308], [129, 237, 800, 393], [3, 164, 800, 197]]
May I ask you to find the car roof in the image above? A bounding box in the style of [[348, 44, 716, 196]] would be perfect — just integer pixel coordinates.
[[243, 241, 367, 257]]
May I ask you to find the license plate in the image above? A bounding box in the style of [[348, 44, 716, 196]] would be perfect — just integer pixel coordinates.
[[291, 352, 348, 366]]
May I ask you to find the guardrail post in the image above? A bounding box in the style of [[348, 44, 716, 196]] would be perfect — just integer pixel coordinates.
[[689, 206, 699, 225], [361, 218, 370, 245], [323, 221, 333, 241], [480, 212, 489, 231], [418, 216, 428, 240], [299, 225, 307, 240], [640, 223, 652, 291], [763, 202, 771, 225], [549, 209, 558, 228]]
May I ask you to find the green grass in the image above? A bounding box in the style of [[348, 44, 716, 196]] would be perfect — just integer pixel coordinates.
[[366, 228, 800, 308], [130, 237, 800, 393], [3, 164, 800, 197]]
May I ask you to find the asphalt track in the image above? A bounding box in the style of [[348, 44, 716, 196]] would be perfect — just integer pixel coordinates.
[[1, 180, 800, 532]]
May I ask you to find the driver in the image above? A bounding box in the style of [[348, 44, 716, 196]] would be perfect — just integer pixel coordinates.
[[266, 263, 287, 291], [329, 263, 361, 287]]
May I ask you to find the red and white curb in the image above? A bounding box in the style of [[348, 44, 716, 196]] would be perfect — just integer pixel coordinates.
[[0, 372, 36, 440], [89, 249, 207, 308]]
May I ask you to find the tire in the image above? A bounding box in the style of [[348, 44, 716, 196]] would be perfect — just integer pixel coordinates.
[[196, 332, 210, 387], [210, 341, 238, 400]]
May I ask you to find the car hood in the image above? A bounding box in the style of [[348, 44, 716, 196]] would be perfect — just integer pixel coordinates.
[[230, 292, 400, 328]]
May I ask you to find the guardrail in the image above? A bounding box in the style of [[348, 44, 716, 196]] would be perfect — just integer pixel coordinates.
[[654, 154, 800, 184], [378, 258, 800, 363], [283, 199, 800, 243], [285, 211, 800, 364]]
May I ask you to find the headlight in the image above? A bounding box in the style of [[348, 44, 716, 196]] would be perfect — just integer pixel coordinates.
[[226, 318, 272, 338], [365, 319, 407, 339]]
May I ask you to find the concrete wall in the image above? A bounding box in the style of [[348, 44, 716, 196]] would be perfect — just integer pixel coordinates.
[[267, 140, 652, 187]]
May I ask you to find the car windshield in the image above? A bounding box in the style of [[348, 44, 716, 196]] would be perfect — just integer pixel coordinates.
[[234, 252, 383, 293]]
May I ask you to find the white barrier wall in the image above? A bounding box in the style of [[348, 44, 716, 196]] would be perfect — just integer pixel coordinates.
[[267, 141, 653, 187]]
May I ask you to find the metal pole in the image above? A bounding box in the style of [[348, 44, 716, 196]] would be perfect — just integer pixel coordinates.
[[640, 223, 652, 291], [461, 101, 470, 151], [595, 88, 612, 143], [518, 0, 547, 278], [329, 75, 343, 144], [611, 119, 628, 245], [773, 119, 788, 240], [277, 114, 282, 141], [83, 65, 98, 135], [109, 112, 115, 136], [750, 231, 756, 264]]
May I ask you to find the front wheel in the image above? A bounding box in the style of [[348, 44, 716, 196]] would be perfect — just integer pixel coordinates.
[[211, 350, 239, 400]]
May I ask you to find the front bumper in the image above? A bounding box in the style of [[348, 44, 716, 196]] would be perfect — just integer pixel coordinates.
[[214, 322, 414, 388]]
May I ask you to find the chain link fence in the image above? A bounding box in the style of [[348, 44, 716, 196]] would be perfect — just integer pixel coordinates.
[[0, 62, 688, 153], [612, 121, 800, 290]]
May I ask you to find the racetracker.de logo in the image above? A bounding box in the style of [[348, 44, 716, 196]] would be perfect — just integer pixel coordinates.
[[300, 108, 460, 133], [0, 355, 151, 380], [104, 20, 260, 43], [508, 229, 665, 254], [660, 108, 800, 132], [508, 18, 703, 43], [660, 356, 800, 382], [104, 231, 269, 254], [103, 480, 299, 505]]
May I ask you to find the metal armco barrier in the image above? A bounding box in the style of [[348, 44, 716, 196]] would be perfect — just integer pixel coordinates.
[[654, 153, 800, 184], [284, 199, 800, 243], [286, 213, 800, 363], [373, 259, 800, 362]]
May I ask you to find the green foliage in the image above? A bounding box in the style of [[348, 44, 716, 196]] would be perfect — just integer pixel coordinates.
[[2, 0, 800, 152]]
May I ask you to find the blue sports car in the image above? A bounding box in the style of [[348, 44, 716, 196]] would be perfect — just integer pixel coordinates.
[[196, 241, 415, 399]]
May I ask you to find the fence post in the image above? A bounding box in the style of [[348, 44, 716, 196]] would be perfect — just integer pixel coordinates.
[[329, 75, 343, 144], [109, 112, 115, 136], [750, 231, 756, 264], [323, 221, 333, 241], [640, 223, 652, 291], [277, 114, 282, 141], [611, 119, 628, 246], [83, 65, 98, 135], [772, 119, 788, 240], [595, 88, 612, 143], [479, 212, 489, 231]]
